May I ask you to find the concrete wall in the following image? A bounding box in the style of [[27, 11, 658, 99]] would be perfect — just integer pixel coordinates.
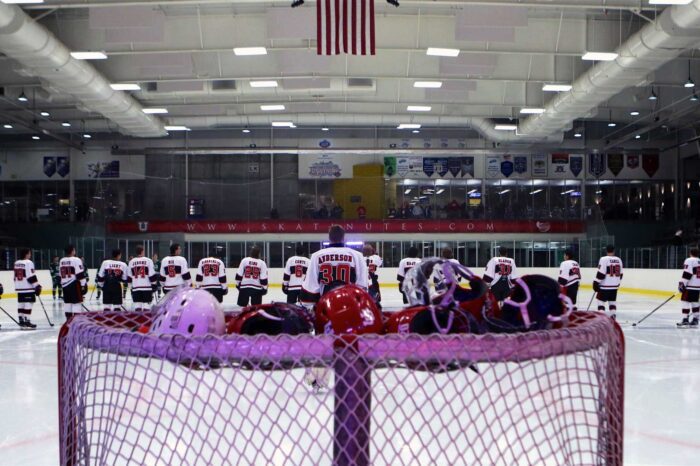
[[0, 267, 678, 299]]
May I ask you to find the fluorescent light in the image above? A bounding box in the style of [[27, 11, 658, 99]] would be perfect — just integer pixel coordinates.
[[494, 124, 517, 131], [110, 83, 141, 91], [608, 122, 616, 127], [630, 111, 640, 116], [142, 108, 168, 114], [404, 189, 412, 194], [414, 81, 442, 88], [426, 47, 460, 57], [468, 189, 477, 195], [83, 134, 92, 139], [17, 92, 28, 102], [649, 0, 691, 4], [397, 123, 421, 129], [635, 134, 641, 139], [70, 51, 107, 60], [412, 130, 420, 134], [62, 122, 71, 127], [561, 189, 574, 195], [40, 111, 50, 117], [542, 83, 572, 92], [242, 129, 251, 133], [250, 80, 278, 88], [520, 108, 545, 114], [530, 189, 543, 195], [321, 127, 329, 131], [3, 124, 12, 129], [32, 136, 40, 140], [1, 0, 45, 4], [272, 121, 295, 127], [233, 47, 267, 56], [164, 126, 190, 131], [685, 79, 695, 88], [260, 104, 285, 111], [648, 91, 657, 101], [582, 52, 618, 61], [407, 105, 431, 112], [574, 133, 582, 138], [436, 188, 445, 194], [498, 189, 511, 195], [691, 93, 699, 102]]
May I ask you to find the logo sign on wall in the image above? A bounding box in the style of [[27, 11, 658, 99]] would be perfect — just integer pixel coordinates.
[[500, 155, 514, 178], [384, 157, 397, 177], [486, 156, 500, 178], [608, 153, 624, 177], [642, 154, 659, 177], [299, 153, 348, 179], [588, 153, 607, 178], [532, 154, 547, 177], [514, 156, 528, 175], [551, 153, 569, 175], [87, 161, 120, 178], [626, 154, 639, 169], [44, 156, 70, 178], [570, 156, 583, 177]]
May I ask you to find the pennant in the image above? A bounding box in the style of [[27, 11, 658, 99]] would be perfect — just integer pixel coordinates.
[[626, 154, 639, 169], [422, 157, 436, 177], [448, 158, 461, 177], [608, 153, 624, 177], [642, 153, 659, 177], [570, 156, 583, 177], [588, 153, 606, 178], [514, 156, 527, 174], [461, 157, 475, 178], [43, 157, 56, 178]]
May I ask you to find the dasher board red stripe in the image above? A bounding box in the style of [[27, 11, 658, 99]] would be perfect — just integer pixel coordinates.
[[108, 220, 585, 234], [317, 0, 376, 55]]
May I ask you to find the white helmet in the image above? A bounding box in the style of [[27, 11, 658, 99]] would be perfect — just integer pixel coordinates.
[[150, 287, 226, 336]]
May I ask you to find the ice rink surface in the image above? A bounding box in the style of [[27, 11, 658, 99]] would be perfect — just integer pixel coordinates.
[[0, 288, 698, 466]]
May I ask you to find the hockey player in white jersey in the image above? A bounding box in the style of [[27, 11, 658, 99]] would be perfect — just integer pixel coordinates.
[[96, 249, 128, 312], [301, 225, 368, 307], [196, 255, 228, 303], [397, 246, 421, 304], [282, 244, 310, 304], [13, 248, 42, 329], [60, 244, 88, 318], [558, 249, 581, 311], [159, 244, 191, 294], [432, 247, 461, 292], [127, 246, 159, 312], [484, 246, 518, 302], [593, 245, 624, 319], [678, 247, 700, 327], [363, 244, 383, 305], [235, 245, 268, 306]]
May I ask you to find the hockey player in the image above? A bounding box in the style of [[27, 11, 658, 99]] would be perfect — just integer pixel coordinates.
[[397, 246, 422, 304], [195, 254, 228, 303], [593, 245, 624, 319], [159, 244, 191, 294], [60, 245, 88, 318], [127, 246, 159, 312], [235, 245, 268, 307], [152, 253, 162, 299], [96, 249, 128, 312], [282, 244, 310, 304], [50, 256, 62, 300], [300, 225, 368, 307], [678, 247, 700, 327], [484, 246, 519, 302], [558, 249, 581, 311], [13, 248, 42, 329], [363, 244, 383, 305]]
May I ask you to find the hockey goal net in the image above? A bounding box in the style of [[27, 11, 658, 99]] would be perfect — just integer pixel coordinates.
[[58, 311, 624, 466]]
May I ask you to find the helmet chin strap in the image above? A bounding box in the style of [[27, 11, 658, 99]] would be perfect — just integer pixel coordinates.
[[503, 277, 533, 329]]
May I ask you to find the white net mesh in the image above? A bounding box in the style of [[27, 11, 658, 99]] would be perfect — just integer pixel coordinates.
[[58, 311, 624, 466]]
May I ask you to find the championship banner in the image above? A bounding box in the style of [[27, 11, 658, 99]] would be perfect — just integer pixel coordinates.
[[626, 154, 639, 169], [607, 153, 624, 177], [448, 158, 461, 177], [298, 153, 354, 179], [642, 154, 659, 177], [570, 156, 583, 177], [435, 158, 449, 177], [532, 154, 547, 177], [500, 155, 514, 178], [551, 153, 569, 176], [461, 157, 475, 178], [384, 157, 397, 177], [422, 158, 436, 177], [514, 156, 528, 175], [486, 156, 500, 178], [588, 153, 607, 178], [109, 219, 586, 235]]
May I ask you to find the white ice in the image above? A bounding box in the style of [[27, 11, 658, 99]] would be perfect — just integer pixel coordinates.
[[0, 288, 698, 466]]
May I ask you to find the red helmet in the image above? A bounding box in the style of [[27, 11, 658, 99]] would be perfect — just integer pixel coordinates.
[[385, 305, 476, 335], [315, 285, 384, 335], [227, 303, 314, 335]]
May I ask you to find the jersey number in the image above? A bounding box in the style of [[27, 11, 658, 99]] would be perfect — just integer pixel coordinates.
[[14, 269, 25, 281], [60, 266, 74, 279], [132, 266, 147, 278], [294, 265, 305, 278], [570, 267, 581, 278], [244, 266, 260, 279], [203, 264, 219, 277], [497, 264, 512, 276], [167, 265, 177, 278], [319, 264, 351, 284], [607, 265, 622, 277]]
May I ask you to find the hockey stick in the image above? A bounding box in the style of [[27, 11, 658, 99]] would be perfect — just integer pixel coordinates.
[[37, 296, 55, 327], [0, 304, 22, 327], [632, 294, 676, 327], [585, 292, 596, 311], [81, 303, 92, 313]]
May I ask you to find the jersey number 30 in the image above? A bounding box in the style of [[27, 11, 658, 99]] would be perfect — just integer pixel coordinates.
[[319, 264, 351, 284]]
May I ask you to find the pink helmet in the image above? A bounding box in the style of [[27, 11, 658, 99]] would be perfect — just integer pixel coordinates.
[[150, 287, 226, 336]]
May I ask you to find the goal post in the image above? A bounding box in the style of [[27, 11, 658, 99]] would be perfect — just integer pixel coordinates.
[[58, 311, 624, 465]]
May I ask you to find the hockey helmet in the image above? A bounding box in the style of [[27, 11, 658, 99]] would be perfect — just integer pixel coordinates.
[[315, 284, 383, 335], [150, 287, 226, 336], [227, 302, 314, 335]]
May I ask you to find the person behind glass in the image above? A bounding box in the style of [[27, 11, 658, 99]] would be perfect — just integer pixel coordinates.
[[235, 245, 268, 307], [152, 253, 162, 299], [49, 255, 62, 300]]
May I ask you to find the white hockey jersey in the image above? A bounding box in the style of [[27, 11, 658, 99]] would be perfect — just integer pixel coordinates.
[[366, 254, 383, 278], [484, 257, 518, 286], [283, 256, 310, 291], [13, 259, 40, 293], [127, 256, 158, 291], [59, 256, 87, 288], [681, 257, 700, 290], [159, 255, 192, 291], [301, 245, 368, 304], [235, 257, 269, 291], [196, 257, 227, 290], [558, 259, 581, 287], [96, 260, 128, 287], [595, 255, 624, 290], [397, 257, 422, 282]]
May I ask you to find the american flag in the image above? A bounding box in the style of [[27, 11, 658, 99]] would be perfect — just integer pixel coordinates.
[[317, 0, 376, 55]]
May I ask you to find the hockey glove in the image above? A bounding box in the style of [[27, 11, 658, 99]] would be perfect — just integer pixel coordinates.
[[262, 288, 268, 296], [282, 285, 288, 295], [592, 281, 600, 292], [81, 285, 88, 295], [679, 282, 687, 293], [35, 285, 42, 296], [222, 286, 229, 295]]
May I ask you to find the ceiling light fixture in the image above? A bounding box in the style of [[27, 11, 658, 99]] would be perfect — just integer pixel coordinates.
[[413, 81, 442, 88], [83, 134, 92, 139], [648, 88, 658, 100], [233, 47, 267, 56], [426, 47, 460, 57], [608, 122, 616, 127], [412, 130, 420, 133], [321, 127, 329, 131], [70, 51, 108, 60], [142, 108, 168, 114], [250, 80, 278, 88], [110, 83, 141, 91], [18, 91, 28, 102], [40, 111, 50, 117], [574, 133, 582, 138], [260, 104, 285, 111], [62, 122, 71, 127], [164, 126, 191, 131], [1, 0, 45, 4], [649, 0, 692, 5], [635, 134, 641, 139], [630, 111, 640, 116], [32, 136, 40, 140], [397, 123, 421, 129], [271, 121, 295, 127], [691, 93, 699, 102], [494, 124, 517, 131], [520, 108, 545, 114], [582, 52, 618, 61], [242, 128, 251, 133], [685, 59, 695, 88], [542, 83, 572, 92], [407, 105, 432, 112], [607, 109, 616, 127], [3, 124, 13, 129]]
